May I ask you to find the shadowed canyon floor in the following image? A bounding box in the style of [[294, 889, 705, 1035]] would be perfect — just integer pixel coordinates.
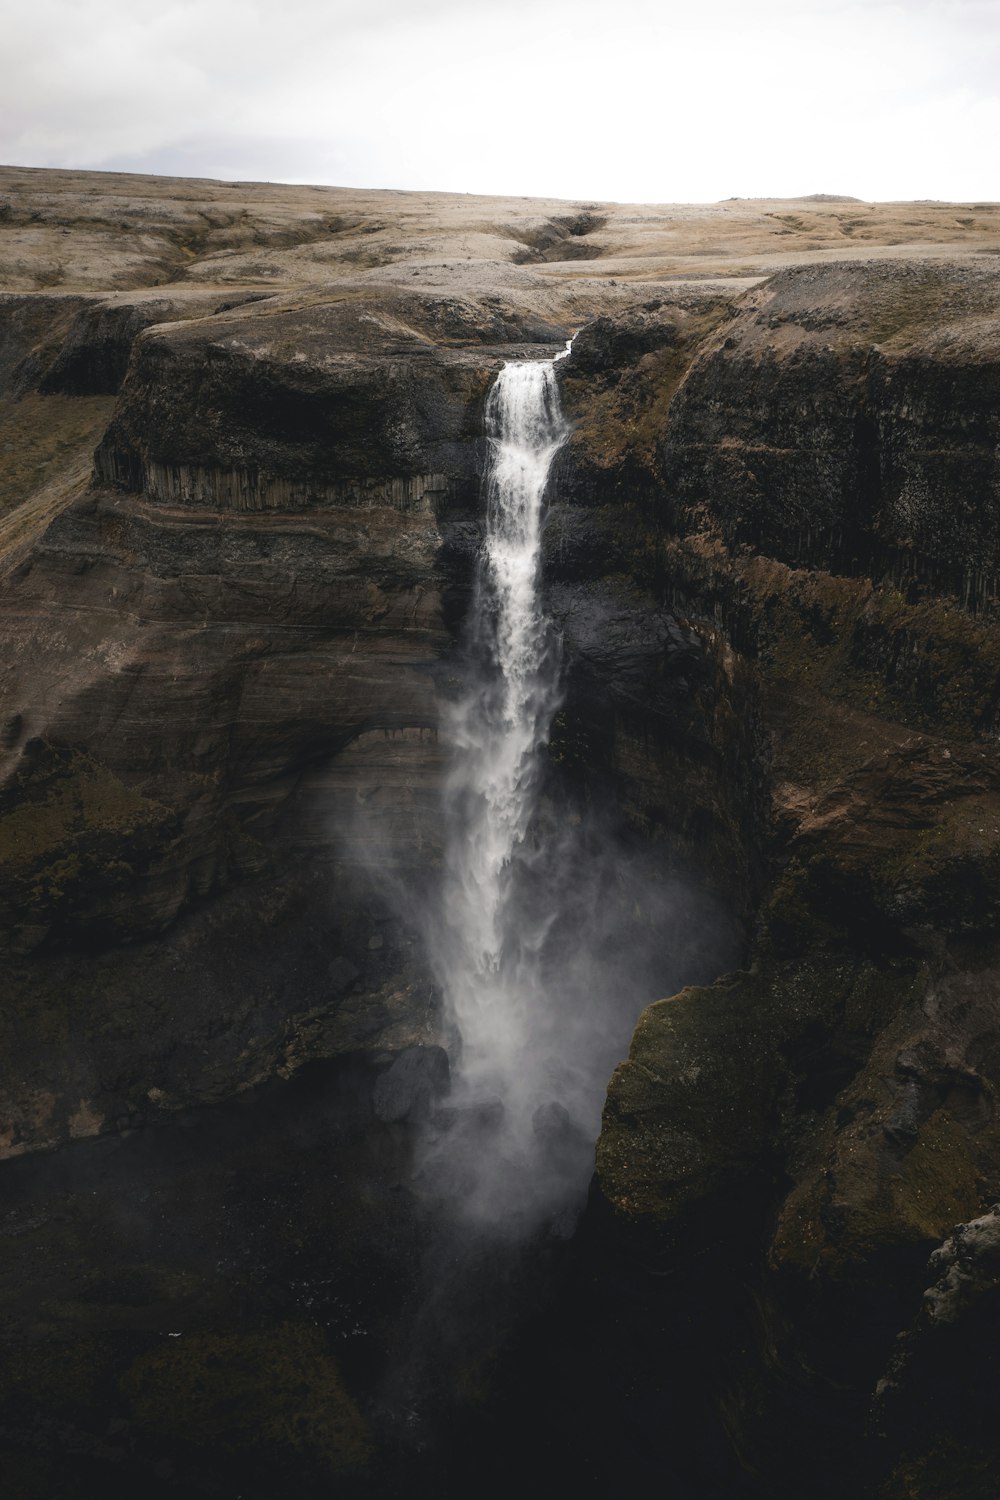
[[2, 167, 1000, 1498]]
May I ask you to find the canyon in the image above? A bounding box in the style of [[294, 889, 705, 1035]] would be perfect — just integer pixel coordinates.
[[1, 164, 1000, 1497]]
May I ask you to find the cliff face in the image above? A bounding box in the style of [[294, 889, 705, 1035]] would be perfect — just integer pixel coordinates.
[[663, 261, 1000, 607], [569, 261, 1000, 1497], [0, 282, 560, 1155]]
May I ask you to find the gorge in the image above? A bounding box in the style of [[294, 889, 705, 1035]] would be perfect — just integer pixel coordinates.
[[2, 167, 1000, 1498]]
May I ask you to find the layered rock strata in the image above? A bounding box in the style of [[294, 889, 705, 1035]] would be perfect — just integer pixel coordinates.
[[571, 261, 1000, 1497]]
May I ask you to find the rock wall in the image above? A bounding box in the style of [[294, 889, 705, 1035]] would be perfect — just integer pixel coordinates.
[[663, 261, 1000, 609], [0, 285, 550, 1155], [567, 261, 1000, 1497], [551, 295, 771, 911]]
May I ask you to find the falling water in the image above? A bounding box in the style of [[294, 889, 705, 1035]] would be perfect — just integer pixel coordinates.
[[421, 349, 737, 1231], [428, 356, 579, 1225], [446, 360, 565, 1030]]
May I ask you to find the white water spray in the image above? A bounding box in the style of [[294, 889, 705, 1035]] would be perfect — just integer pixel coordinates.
[[430, 357, 576, 1220], [443, 359, 566, 1079]]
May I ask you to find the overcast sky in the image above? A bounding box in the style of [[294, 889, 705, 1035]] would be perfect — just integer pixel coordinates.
[[2, 0, 998, 203]]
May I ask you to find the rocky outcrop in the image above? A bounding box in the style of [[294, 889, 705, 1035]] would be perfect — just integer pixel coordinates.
[[92, 290, 564, 500], [874, 1203, 1000, 1498], [662, 261, 1000, 610]]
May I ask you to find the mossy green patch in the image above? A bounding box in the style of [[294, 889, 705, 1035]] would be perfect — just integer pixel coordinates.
[[599, 955, 927, 1245], [0, 741, 181, 943], [0, 1332, 120, 1409], [751, 565, 1000, 743], [0, 745, 170, 867], [0, 391, 114, 527], [888, 1110, 982, 1242], [560, 303, 730, 484], [598, 972, 769, 1224], [122, 1322, 370, 1472]]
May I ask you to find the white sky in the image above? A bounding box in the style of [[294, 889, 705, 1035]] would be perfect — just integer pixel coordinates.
[[1, 0, 998, 203]]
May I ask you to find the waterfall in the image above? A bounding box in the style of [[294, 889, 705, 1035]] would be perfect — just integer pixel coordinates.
[[429, 356, 579, 1225], [421, 348, 735, 1231], [445, 359, 566, 1019]]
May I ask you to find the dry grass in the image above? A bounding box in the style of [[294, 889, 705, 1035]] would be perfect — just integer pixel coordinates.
[[0, 165, 997, 297]]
